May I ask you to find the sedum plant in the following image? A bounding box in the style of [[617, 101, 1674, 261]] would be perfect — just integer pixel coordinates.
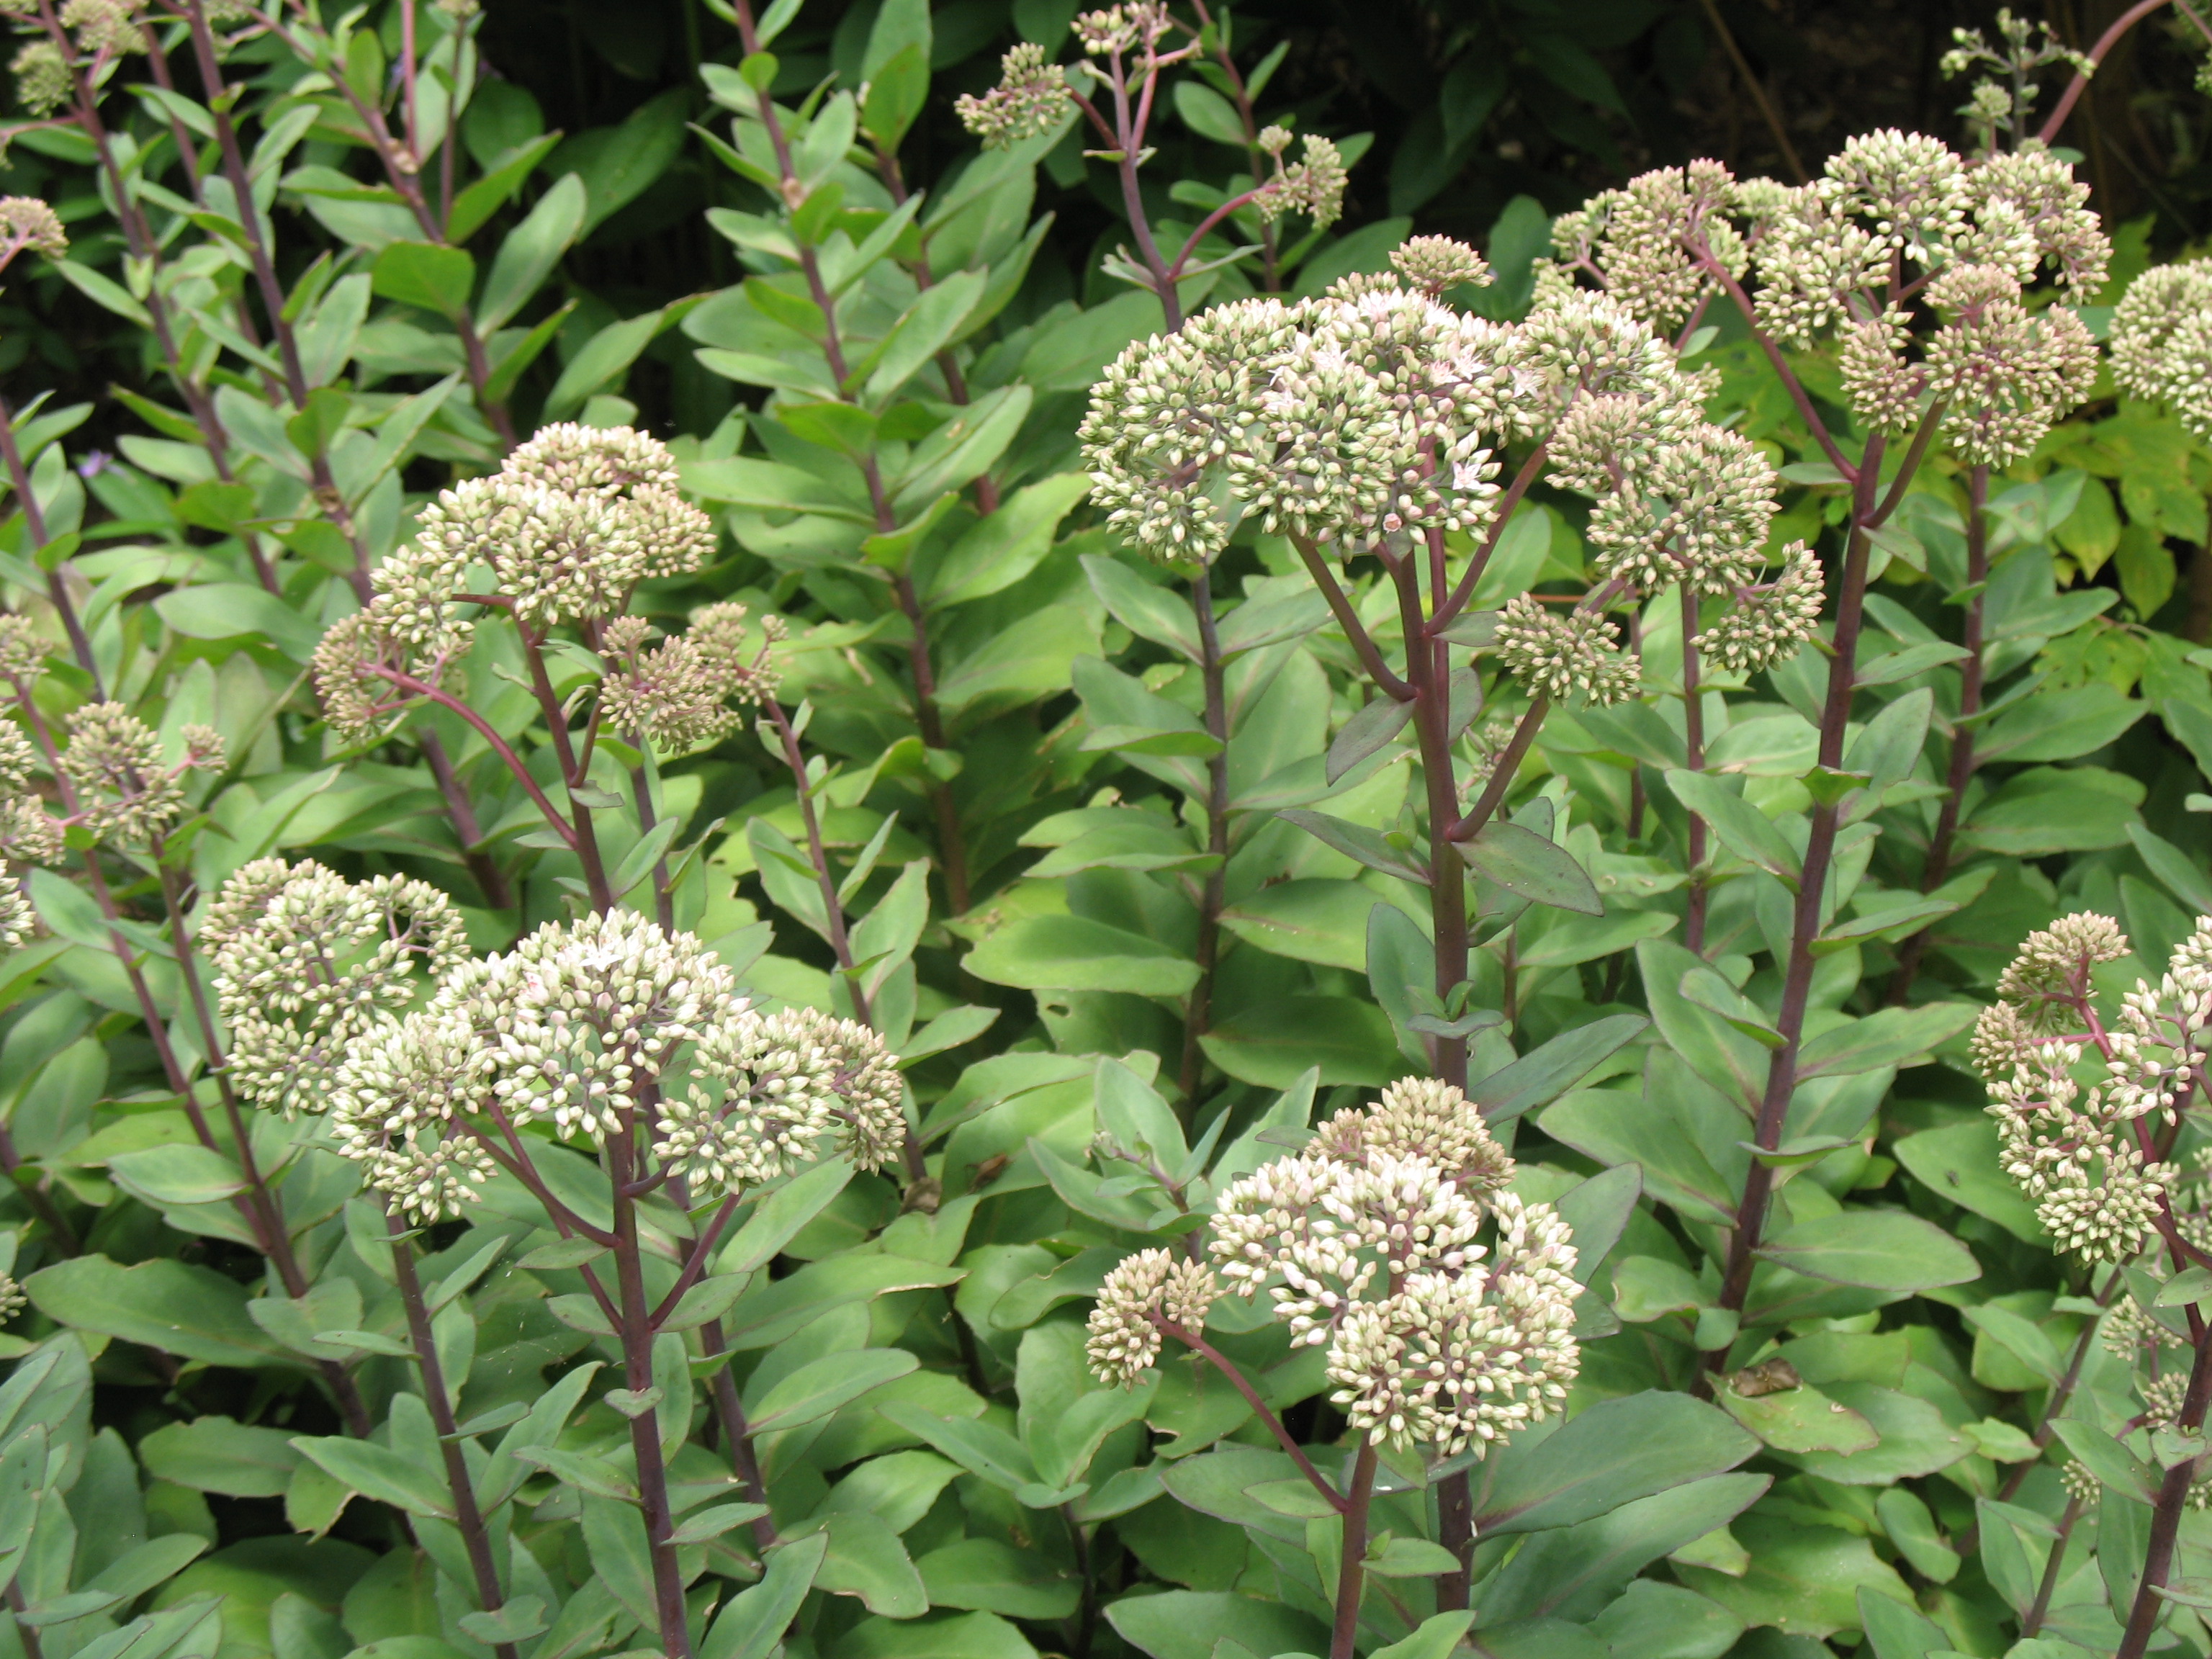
[[14, 5, 2212, 1659]]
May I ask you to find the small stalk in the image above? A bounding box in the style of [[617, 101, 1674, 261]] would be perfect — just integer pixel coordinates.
[[385, 1210, 521, 1659], [606, 1120, 695, 1659], [1703, 432, 1892, 1375], [1889, 463, 1990, 1002], [698, 1316, 778, 1554], [1328, 1441, 1380, 1659], [2020, 1492, 2084, 1638], [2117, 1315, 2212, 1659], [1680, 585, 1709, 955], [1176, 569, 1232, 1112], [724, 0, 974, 913]]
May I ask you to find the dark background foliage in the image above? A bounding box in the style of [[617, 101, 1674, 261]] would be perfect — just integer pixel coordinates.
[[12, 0, 2212, 463]]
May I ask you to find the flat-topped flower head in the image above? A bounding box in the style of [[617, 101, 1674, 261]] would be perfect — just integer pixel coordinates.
[[599, 602, 786, 752], [1089, 1078, 1578, 1454], [206, 858, 469, 1117], [58, 701, 217, 846]]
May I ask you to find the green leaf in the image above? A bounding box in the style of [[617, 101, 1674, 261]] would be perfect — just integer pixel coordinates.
[[1277, 809, 1429, 884], [1891, 1120, 2044, 1244], [156, 583, 324, 661], [928, 474, 1092, 608], [478, 174, 586, 331], [1200, 995, 1403, 1088], [1174, 80, 1249, 147], [371, 242, 476, 320], [1795, 1002, 1974, 1079], [107, 1144, 250, 1209], [1755, 1210, 1980, 1292], [1782, 1385, 1972, 1485], [140, 1417, 300, 1498], [1977, 682, 2146, 763], [1673, 1516, 1912, 1641], [2051, 1416, 2157, 1504], [700, 1533, 827, 1659], [1104, 1591, 1328, 1659], [446, 133, 563, 243], [1470, 1392, 1760, 1536], [291, 1436, 456, 1519], [806, 1510, 927, 1618], [1327, 695, 1414, 783], [863, 269, 985, 403], [1665, 770, 1801, 885], [1588, 1583, 1743, 1659], [915, 1538, 1079, 1619], [717, 1158, 855, 1275], [963, 915, 1199, 998], [456, 1597, 548, 1645], [1473, 1014, 1647, 1124], [1716, 1380, 1877, 1455], [1220, 880, 1398, 971], [1084, 555, 1202, 661], [1459, 821, 1603, 915], [25, 1256, 286, 1366], [747, 1349, 919, 1437], [553, 89, 688, 233], [862, 41, 931, 151], [546, 300, 697, 421]]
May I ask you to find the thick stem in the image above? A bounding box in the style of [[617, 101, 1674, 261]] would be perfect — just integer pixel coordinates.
[[2118, 1322, 2212, 1659], [697, 1317, 779, 1554], [1681, 585, 1709, 956], [607, 1128, 694, 1659], [1329, 1441, 1379, 1659], [1176, 570, 1231, 1112], [2040, 0, 2175, 143], [1295, 536, 1413, 701], [1392, 554, 1469, 1092], [421, 732, 516, 909], [386, 1211, 521, 1659], [1703, 436, 1888, 1372], [1889, 464, 1989, 1003], [2020, 1492, 2083, 1638], [763, 701, 873, 1029]]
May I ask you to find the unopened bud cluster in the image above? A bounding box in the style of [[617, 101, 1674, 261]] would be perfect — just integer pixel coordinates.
[[1978, 912, 2212, 1263], [2112, 261, 2212, 442], [1087, 1076, 1578, 1458], [1547, 132, 2105, 466], [1084, 235, 1817, 702], [209, 867, 907, 1223], [315, 424, 716, 739], [598, 603, 786, 752]]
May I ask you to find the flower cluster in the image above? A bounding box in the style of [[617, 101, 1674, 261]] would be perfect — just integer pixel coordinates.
[[11, 40, 68, 116], [205, 858, 469, 1118], [1978, 912, 2212, 1263], [955, 42, 1071, 150], [315, 424, 715, 739], [597, 602, 786, 752], [2112, 261, 2212, 441], [295, 899, 903, 1220], [0, 197, 63, 263], [1088, 1077, 1579, 1458], [1084, 233, 1816, 697], [1545, 134, 2106, 466], [55, 703, 222, 846], [1255, 132, 1346, 233]]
